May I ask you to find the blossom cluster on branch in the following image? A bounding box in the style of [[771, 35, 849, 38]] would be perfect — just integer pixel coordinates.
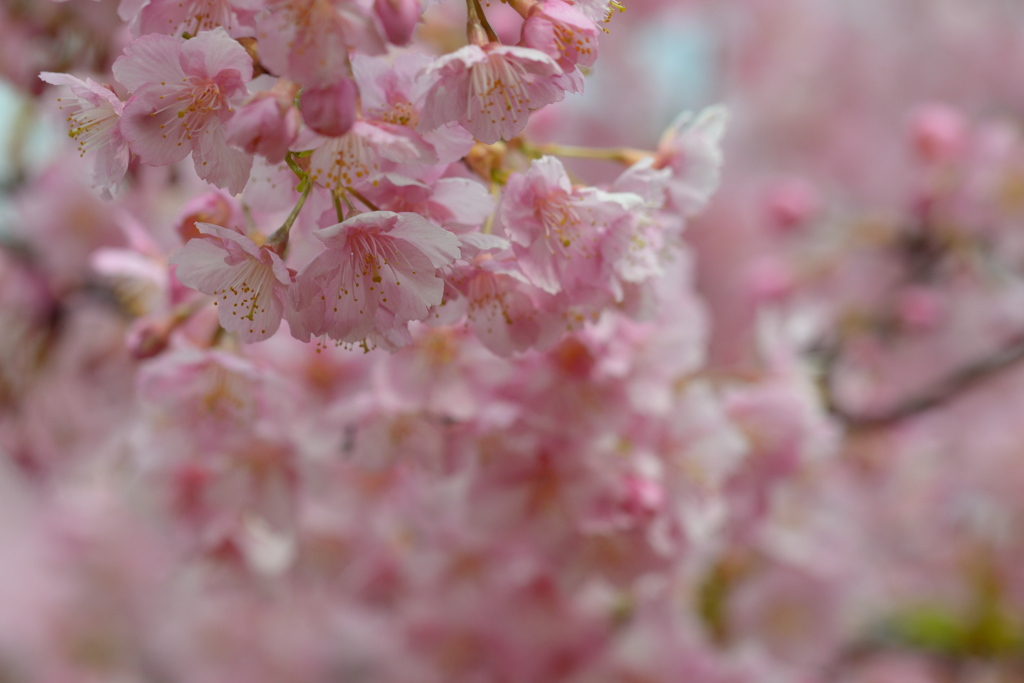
[[40, 0, 723, 357]]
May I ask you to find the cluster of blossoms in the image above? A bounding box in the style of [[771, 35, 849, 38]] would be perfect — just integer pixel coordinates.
[[4, 0, 1024, 681], [40, 0, 722, 357]]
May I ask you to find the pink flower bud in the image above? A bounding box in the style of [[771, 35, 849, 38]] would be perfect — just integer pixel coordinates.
[[620, 474, 664, 519], [898, 286, 946, 331], [226, 95, 300, 164], [166, 264, 195, 307], [374, 0, 421, 46], [745, 256, 796, 303], [126, 318, 172, 359], [909, 104, 966, 163], [172, 462, 213, 520], [300, 79, 358, 138], [765, 178, 819, 233], [174, 190, 246, 243]]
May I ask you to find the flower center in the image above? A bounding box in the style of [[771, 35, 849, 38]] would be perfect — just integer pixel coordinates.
[[60, 101, 118, 158], [467, 54, 531, 126], [537, 192, 584, 254]]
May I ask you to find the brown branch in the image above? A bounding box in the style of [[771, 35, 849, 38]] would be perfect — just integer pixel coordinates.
[[820, 334, 1024, 430]]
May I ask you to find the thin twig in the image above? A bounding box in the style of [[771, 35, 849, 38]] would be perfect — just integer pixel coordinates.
[[820, 334, 1024, 429]]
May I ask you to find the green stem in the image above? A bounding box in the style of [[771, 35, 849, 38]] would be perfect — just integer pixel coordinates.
[[482, 182, 500, 234], [345, 186, 380, 212], [241, 202, 258, 236], [338, 188, 357, 216], [266, 179, 312, 252], [332, 189, 345, 223], [530, 142, 653, 164], [284, 151, 306, 179], [466, 0, 497, 44]]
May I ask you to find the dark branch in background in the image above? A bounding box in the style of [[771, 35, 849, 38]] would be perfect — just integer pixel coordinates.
[[235, 37, 270, 78], [818, 333, 1024, 430]]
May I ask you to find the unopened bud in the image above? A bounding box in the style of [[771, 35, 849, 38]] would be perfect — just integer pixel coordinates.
[[765, 178, 819, 233], [226, 95, 300, 163], [465, 141, 507, 181], [174, 190, 246, 242], [300, 79, 358, 138], [898, 286, 946, 332], [127, 318, 173, 359], [909, 104, 966, 163], [374, 0, 421, 45], [745, 256, 796, 303]]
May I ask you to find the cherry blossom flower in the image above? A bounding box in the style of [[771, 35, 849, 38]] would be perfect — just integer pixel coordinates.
[[653, 105, 729, 217], [119, 0, 260, 39], [565, 0, 621, 24], [225, 87, 301, 163], [352, 51, 475, 167], [418, 44, 569, 144], [288, 212, 460, 346], [355, 173, 495, 233], [169, 222, 292, 342], [499, 155, 645, 298], [608, 159, 684, 289], [304, 53, 476, 192], [113, 28, 254, 193], [727, 563, 843, 667], [307, 120, 438, 191], [90, 212, 171, 323], [520, 0, 600, 74], [136, 347, 274, 445], [39, 72, 129, 199], [445, 243, 563, 357], [255, 0, 385, 88]]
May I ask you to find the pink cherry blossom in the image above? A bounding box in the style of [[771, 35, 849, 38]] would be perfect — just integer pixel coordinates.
[[445, 244, 563, 357], [908, 103, 967, 163], [135, 347, 274, 446], [355, 174, 495, 233], [119, 0, 261, 39], [39, 72, 130, 198], [352, 52, 429, 126], [499, 155, 645, 298], [113, 28, 254, 193], [727, 563, 843, 667], [520, 0, 600, 73], [418, 44, 569, 144], [608, 159, 684, 289], [373, 0, 421, 45], [225, 88, 301, 163], [302, 52, 470, 194], [307, 120, 437, 191], [298, 78, 358, 138], [288, 211, 460, 347], [255, 0, 385, 88], [654, 105, 729, 217], [565, 0, 619, 24], [169, 222, 293, 342], [353, 51, 475, 166]]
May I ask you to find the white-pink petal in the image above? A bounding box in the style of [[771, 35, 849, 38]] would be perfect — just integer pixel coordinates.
[[169, 223, 291, 342]]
